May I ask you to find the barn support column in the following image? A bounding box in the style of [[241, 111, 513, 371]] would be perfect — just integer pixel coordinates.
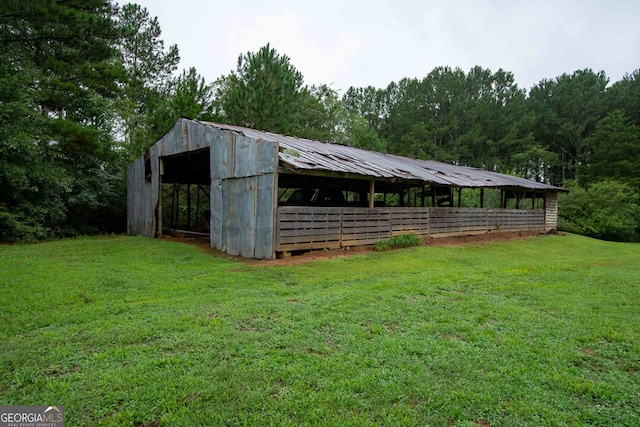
[[186, 184, 192, 229], [480, 188, 484, 208], [174, 184, 180, 227], [369, 180, 375, 208], [195, 184, 200, 229], [158, 158, 164, 238]]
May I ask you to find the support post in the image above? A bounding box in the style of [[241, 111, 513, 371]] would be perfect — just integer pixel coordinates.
[[158, 175, 163, 238], [170, 183, 176, 228], [196, 184, 201, 230], [187, 184, 191, 229], [175, 184, 180, 228], [480, 188, 484, 208], [369, 180, 375, 208]]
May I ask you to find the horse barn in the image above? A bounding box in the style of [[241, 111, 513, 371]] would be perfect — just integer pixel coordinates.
[[127, 118, 565, 259]]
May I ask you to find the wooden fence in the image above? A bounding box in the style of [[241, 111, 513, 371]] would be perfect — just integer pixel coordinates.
[[276, 207, 545, 252]]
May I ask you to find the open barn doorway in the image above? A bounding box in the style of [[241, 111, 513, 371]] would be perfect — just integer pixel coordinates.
[[160, 148, 211, 239]]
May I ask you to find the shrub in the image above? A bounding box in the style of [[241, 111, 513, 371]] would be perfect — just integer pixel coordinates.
[[559, 179, 640, 242], [375, 234, 421, 251]]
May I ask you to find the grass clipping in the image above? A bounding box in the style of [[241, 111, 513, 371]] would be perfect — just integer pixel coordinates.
[[375, 233, 421, 251]]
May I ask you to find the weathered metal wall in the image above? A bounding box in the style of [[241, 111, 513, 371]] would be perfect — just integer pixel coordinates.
[[276, 206, 547, 252], [211, 132, 278, 259], [151, 119, 214, 157], [127, 157, 149, 235]]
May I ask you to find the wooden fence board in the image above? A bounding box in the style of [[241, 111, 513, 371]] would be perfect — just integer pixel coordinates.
[[278, 234, 342, 244], [275, 206, 546, 252], [279, 228, 341, 238]]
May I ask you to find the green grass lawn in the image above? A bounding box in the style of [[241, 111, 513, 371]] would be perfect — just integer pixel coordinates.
[[0, 234, 638, 426]]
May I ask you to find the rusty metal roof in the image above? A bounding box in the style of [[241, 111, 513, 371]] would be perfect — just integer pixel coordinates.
[[199, 121, 565, 192]]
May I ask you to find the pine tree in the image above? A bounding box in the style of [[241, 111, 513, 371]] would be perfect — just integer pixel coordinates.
[[0, 0, 124, 241], [116, 2, 180, 158], [215, 44, 305, 134]]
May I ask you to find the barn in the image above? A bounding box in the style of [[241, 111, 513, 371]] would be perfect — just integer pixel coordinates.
[[127, 118, 565, 259]]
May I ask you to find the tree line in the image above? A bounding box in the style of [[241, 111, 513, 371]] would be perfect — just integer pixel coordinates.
[[1, 1, 638, 242]]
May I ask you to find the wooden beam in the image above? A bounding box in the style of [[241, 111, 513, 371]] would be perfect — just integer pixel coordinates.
[[158, 170, 163, 238], [187, 184, 191, 229], [195, 183, 200, 230], [369, 180, 375, 208], [175, 184, 180, 228]]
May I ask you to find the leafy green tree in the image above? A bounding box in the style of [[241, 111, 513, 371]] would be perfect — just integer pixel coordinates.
[[559, 180, 640, 242], [342, 85, 388, 134], [383, 76, 437, 157], [151, 67, 217, 135], [215, 44, 305, 134], [462, 67, 529, 171], [511, 140, 559, 182], [170, 67, 216, 121], [583, 110, 640, 191], [607, 70, 640, 126], [527, 69, 609, 184], [116, 2, 180, 158], [346, 66, 530, 171], [341, 112, 387, 152], [293, 84, 386, 151], [294, 84, 343, 142], [0, 0, 124, 241]]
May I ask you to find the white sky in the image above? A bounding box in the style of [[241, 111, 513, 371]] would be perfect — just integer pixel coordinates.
[[133, 0, 640, 93]]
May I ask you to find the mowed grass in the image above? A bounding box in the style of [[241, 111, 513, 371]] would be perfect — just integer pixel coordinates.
[[0, 235, 638, 426]]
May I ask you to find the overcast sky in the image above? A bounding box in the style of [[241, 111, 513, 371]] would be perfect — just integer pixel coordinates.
[[133, 0, 640, 93]]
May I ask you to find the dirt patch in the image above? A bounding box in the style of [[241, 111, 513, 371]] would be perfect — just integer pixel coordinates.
[[164, 231, 547, 266]]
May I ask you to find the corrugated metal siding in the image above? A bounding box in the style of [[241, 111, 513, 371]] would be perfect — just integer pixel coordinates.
[[152, 119, 214, 157], [126, 157, 156, 237], [210, 130, 278, 259], [127, 157, 146, 235]]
